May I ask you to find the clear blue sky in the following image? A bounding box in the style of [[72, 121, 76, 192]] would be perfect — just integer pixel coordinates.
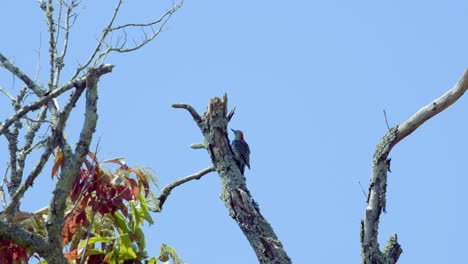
[[1, 0, 468, 263]]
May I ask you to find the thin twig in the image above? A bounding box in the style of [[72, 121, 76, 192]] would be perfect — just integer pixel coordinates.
[[358, 181, 367, 200], [72, 0, 123, 79], [80, 208, 98, 264], [0, 87, 15, 102], [383, 110, 390, 131], [153, 166, 215, 212], [0, 53, 45, 96], [0, 64, 114, 136]]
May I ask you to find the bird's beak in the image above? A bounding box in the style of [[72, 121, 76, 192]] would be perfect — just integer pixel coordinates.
[[231, 129, 235, 133]]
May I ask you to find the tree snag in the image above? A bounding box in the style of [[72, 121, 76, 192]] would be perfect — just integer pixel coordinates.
[[174, 95, 292, 264]]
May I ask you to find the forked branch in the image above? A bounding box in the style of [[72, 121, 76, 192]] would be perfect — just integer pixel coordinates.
[[361, 68, 468, 264]]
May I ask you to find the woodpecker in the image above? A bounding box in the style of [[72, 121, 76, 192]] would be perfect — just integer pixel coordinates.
[[231, 129, 251, 174]]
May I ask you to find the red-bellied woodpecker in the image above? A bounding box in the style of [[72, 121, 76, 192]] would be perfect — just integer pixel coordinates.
[[231, 129, 251, 174]]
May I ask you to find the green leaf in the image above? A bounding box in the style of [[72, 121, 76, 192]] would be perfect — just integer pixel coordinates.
[[130, 201, 141, 230], [139, 194, 154, 224], [78, 236, 113, 247], [85, 248, 105, 256], [113, 211, 129, 234], [135, 225, 146, 249], [147, 257, 157, 264], [120, 234, 131, 248], [119, 236, 137, 260]]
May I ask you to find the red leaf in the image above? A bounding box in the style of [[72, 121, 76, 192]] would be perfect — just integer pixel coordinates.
[[75, 210, 87, 225], [128, 178, 140, 199], [103, 157, 126, 166], [64, 248, 78, 261]]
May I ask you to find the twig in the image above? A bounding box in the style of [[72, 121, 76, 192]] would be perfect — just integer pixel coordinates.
[[172, 103, 202, 123], [54, 0, 79, 88], [358, 181, 367, 200], [190, 143, 207, 149], [0, 64, 114, 136], [72, 0, 123, 79], [0, 53, 45, 96], [383, 110, 390, 131], [153, 166, 215, 212], [0, 87, 15, 102], [227, 106, 236, 122], [80, 208, 98, 264], [99, 0, 183, 55]]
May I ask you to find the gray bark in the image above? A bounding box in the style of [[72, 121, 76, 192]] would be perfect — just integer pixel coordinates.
[[361, 68, 468, 264], [174, 95, 292, 264]]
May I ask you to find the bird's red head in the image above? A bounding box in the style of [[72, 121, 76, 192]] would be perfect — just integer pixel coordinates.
[[231, 129, 245, 140]]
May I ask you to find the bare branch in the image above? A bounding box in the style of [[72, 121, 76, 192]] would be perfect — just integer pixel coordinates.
[[17, 106, 48, 181], [4, 130, 19, 195], [361, 68, 468, 264], [0, 220, 48, 255], [0, 86, 15, 101], [100, 0, 183, 55], [3, 78, 90, 219], [47, 67, 101, 261], [227, 106, 236, 122], [54, 0, 80, 88], [0, 52, 45, 96], [383, 110, 390, 131], [172, 103, 202, 123], [0, 64, 114, 136], [190, 143, 207, 149], [153, 166, 215, 212], [0, 168, 8, 208], [72, 0, 123, 79], [394, 68, 468, 148], [43, 0, 57, 91]]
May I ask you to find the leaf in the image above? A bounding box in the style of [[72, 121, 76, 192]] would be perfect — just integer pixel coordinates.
[[131, 169, 149, 196], [87, 151, 99, 164], [139, 194, 154, 225], [147, 257, 157, 264], [79, 236, 113, 248], [86, 248, 105, 256], [135, 225, 146, 250], [103, 252, 113, 263], [128, 178, 140, 199], [51, 149, 64, 178], [64, 248, 78, 261], [130, 201, 141, 229], [103, 157, 126, 166], [113, 212, 129, 234], [118, 234, 137, 260]]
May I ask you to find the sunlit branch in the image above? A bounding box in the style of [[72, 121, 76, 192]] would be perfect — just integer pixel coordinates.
[[153, 166, 215, 212]]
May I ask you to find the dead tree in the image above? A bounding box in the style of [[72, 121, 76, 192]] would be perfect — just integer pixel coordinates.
[[361, 68, 468, 264], [172, 95, 292, 264], [0, 1, 182, 263]]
